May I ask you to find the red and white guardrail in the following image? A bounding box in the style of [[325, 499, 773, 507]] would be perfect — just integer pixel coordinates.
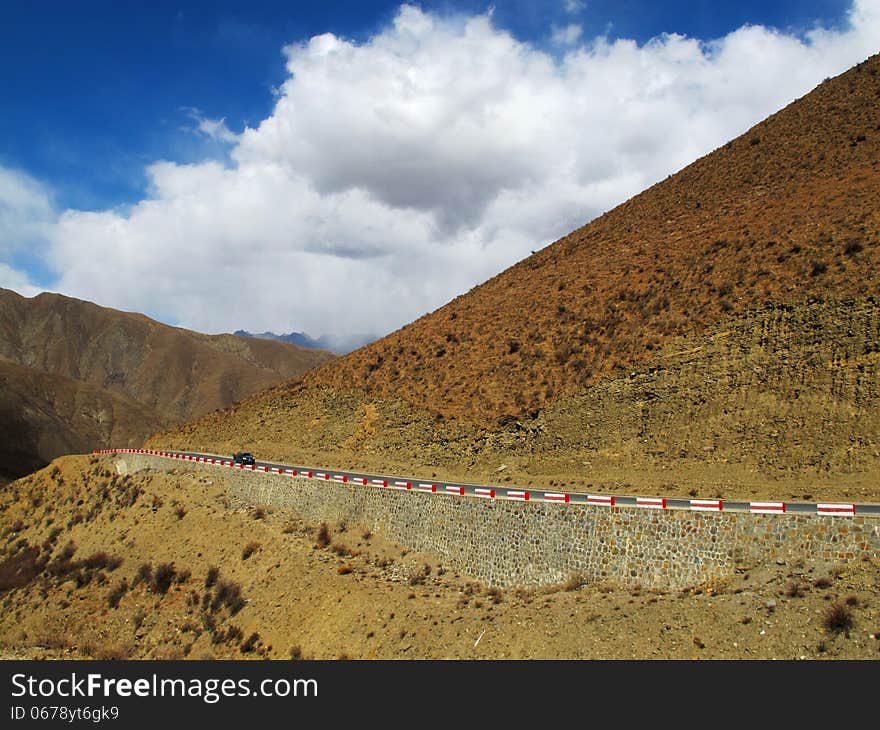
[[92, 449, 871, 518]]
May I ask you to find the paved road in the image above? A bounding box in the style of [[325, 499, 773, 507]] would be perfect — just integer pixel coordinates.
[[108, 449, 880, 517]]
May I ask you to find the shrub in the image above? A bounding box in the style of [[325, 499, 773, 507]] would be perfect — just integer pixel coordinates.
[[289, 645, 302, 660], [205, 566, 220, 589], [0, 545, 43, 591], [813, 576, 833, 589], [151, 563, 176, 595], [241, 542, 260, 560], [133, 563, 152, 587], [106, 579, 128, 609], [408, 564, 431, 586], [211, 580, 245, 615], [59, 541, 77, 561], [844, 240, 864, 256], [83, 552, 123, 571], [822, 602, 854, 635], [810, 261, 827, 276], [240, 632, 261, 653], [784, 581, 805, 598], [174, 506, 187, 520], [316, 523, 331, 549], [252, 506, 266, 520]]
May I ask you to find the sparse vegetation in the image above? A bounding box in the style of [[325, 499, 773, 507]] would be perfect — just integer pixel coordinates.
[[151, 563, 177, 595], [205, 566, 220, 589], [241, 542, 260, 560], [106, 579, 128, 609], [822, 601, 854, 635], [133, 563, 152, 587]]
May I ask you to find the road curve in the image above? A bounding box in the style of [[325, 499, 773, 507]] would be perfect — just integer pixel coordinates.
[[96, 448, 880, 518]]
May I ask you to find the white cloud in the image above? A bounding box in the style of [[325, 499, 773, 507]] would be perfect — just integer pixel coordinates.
[[183, 107, 240, 145], [0, 166, 53, 296], [35, 1, 880, 340], [0, 263, 42, 297], [563, 0, 585, 14], [551, 23, 583, 46], [0, 166, 53, 255]]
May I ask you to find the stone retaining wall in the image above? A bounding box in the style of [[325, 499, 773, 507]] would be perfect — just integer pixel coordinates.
[[117, 454, 880, 590]]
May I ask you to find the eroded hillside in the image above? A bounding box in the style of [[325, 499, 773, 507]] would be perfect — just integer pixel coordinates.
[[154, 54, 880, 501]]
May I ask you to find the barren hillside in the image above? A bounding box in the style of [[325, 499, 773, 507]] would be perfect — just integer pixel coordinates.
[[153, 54, 880, 502], [1, 455, 876, 660], [0, 289, 335, 480]]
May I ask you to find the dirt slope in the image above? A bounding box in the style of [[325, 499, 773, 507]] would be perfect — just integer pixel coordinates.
[[153, 54, 880, 502], [0, 289, 335, 480], [1, 455, 877, 660]]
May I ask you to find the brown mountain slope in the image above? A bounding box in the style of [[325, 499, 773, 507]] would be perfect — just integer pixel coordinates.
[[0, 289, 335, 480], [154, 54, 880, 501], [0, 360, 162, 483]]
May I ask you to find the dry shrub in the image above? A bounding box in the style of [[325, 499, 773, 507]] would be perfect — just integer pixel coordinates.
[[822, 601, 854, 635], [205, 566, 220, 589], [408, 564, 431, 586], [240, 632, 261, 653], [106, 579, 128, 609], [316, 523, 331, 549], [241, 542, 260, 560], [0, 545, 44, 591], [211, 580, 245, 615], [151, 563, 176, 595], [133, 563, 152, 587], [83, 552, 123, 571], [97, 645, 133, 660]]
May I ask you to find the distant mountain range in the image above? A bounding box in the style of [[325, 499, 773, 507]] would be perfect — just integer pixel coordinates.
[[233, 330, 376, 355], [0, 289, 336, 482]]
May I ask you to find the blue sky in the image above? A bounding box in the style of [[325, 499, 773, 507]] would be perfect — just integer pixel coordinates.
[[0, 0, 851, 212], [0, 1, 874, 340]]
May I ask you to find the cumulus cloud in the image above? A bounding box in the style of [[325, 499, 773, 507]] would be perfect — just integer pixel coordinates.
[[0, 166, 53, 295], [0, 166, 53, 254], [35, 1, 880, 339]]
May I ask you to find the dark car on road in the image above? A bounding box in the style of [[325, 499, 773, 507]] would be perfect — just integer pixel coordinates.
[[233, 451, 256, 466]]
